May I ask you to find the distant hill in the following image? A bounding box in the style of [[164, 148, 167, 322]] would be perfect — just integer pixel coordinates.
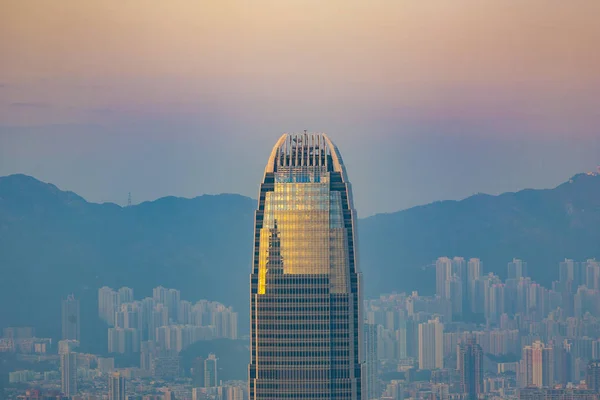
[[1, 173, 599, 342], [0, 174, 256, 341], [359, 172, 600, 296]]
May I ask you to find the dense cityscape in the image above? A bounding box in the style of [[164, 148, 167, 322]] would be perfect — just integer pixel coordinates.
[[2, 0, 599, 398], [363, 257, 600, 399], [1, 286, 242, 400], [3, 257, 600, 399], [0, 132, 598, 400]]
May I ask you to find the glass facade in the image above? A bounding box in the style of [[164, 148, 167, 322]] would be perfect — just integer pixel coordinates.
[[249, 133, 363, 400]]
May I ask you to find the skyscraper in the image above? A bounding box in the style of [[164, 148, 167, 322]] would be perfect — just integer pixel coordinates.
[[118, 287, 134, 304], [584, 259, 600, 291], [192, 356, 205, 387], [167, 288, 181, 320], [485, 283, 505, 324], [62, 294, 80, 341], [108, 372, 126, 400], [140, 341, 156, 372], [99, 286, 119, 325], [522, 341, 554, 388], [453, 257, 468, 315], [445, 275, 463, 318], [436, 257, 467, 317], [467, 259, 482, 283], [508, 259, 528, 280], [559, 259, 581, 289], [457, 338, 483, 400], [554, 340, 573, 386], [436, 257, 453, 298], [364, 323, 379, 400], [204, 353, 218, 388], [418, 318, 444, 370], [586, 360, 600, 392], [153, 286, 169, 304], [467, 259, 482, 313], [61, 351, 77, 397], [249, 133, 363, 400]]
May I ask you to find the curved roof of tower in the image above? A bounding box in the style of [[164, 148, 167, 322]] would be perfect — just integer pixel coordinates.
[[264, 132, 349, 182]]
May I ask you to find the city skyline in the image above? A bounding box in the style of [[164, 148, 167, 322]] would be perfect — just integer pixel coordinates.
[[5, 255, 600, 398], [1, 1, 600, 398]]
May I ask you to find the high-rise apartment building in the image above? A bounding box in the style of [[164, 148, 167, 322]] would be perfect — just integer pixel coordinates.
[[553, 340, 573, 386], [559, 259, 582, 289], [211, 305, 238, 339], [458, 338, 483, 400], [167, 288, 181, 320], [522, 341, 554, 388], [467, 259, 482, 314], [436, 257, 453, 299], [61, 294, 80, 341], [204, 353, 218, 388], [153, 286, 169, 304], [485, 283, 505, 324], [508, 259, 528, 280], [586, 360, 600, 392], [220, 386, 246, 400], [436, 257, 467, 316], [140, 341, 156, 372], [249, 133, 363, 400], [584, 259, 600, 291], [418, 318, 444, 370], [178, 300, 192, 325], [115, 302, 140, 330], [149, 303, 169, 341], [108, 372, 126, 400], [61, 351, 77, 397], [364, 324, 379, 400], [453, 257, 468, 315], [152, 286, 180, 322], [467, 259, 482, 283], [99, 286, 119, 325], [140, 297, 155, 340], [192, 356, 205, 387], [118, 287, 134, 304], [108, 327, 140, 353], [445, 275, 463, 317]]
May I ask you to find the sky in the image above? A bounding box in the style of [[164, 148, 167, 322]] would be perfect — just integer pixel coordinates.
[[1, 0, 599, 216]]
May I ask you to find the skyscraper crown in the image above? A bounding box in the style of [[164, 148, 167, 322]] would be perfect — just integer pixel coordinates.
[[264, 132, 348, 181]]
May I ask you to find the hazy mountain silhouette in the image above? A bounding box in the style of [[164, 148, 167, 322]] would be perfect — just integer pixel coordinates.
[[0, 174, 256, 341], [1, 173, 599, 341], [359, 172, 600, 296]]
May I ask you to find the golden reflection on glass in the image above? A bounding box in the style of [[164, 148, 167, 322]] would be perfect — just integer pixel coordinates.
[[258, 176, 349, 294]]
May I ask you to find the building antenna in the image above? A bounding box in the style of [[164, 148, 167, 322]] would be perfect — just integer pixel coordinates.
[[127, 192, 132, 207]]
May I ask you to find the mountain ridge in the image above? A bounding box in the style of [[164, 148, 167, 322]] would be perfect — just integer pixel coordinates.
[[0, 172, 599, 341], [4, 171, 598, 215]]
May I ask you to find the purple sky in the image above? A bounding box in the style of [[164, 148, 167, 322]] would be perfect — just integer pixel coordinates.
[[1, 1, 599, 216]]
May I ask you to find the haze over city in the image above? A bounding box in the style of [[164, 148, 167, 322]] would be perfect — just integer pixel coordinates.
[[2, 2, 600, 400], [2, 0, 599, 215]]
